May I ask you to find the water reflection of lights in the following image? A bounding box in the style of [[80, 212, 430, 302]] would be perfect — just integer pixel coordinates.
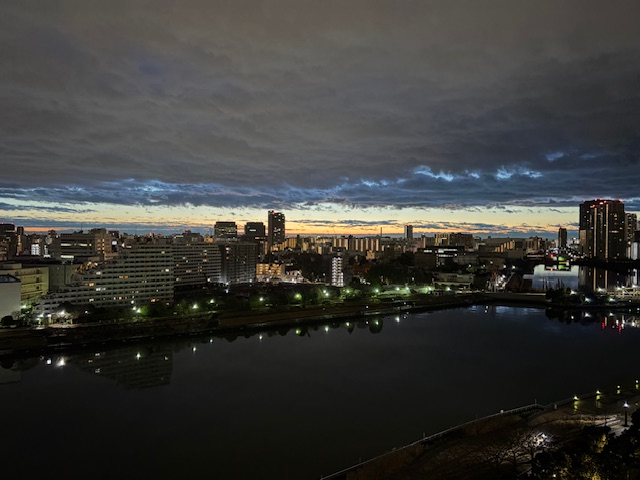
[[324, 326, 330, 333]]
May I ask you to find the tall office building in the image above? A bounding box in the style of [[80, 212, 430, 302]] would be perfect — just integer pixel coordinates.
[[244, 222, 266, 240], [579, 199, 625, 260], [267, 211, 285, 249], [404, 225, 413, 240], [625, 213, 638, 244], [0, 224, 16, 237], [214, 221, 237, 238], [0, 223, 18, 260], [558, 227, 568, 249]]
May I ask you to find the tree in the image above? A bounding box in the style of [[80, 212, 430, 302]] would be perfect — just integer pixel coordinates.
[[1, 315, 16, 327]]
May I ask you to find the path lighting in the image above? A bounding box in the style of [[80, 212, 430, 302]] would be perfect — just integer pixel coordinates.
[[259, 297, 264, 302], [573, 395, 579, 401], [192, 304, 198, 310], [624, 401, 630, 427]]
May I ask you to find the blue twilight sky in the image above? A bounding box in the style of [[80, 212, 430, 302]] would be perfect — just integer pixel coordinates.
[[0, 1, 639, 236]]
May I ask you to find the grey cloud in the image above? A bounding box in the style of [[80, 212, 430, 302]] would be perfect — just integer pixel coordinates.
[[0, 202, 95, 214], [1, 1, 639, 212]]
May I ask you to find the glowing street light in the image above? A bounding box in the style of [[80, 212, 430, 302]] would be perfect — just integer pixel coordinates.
[[624, 401, 630, 427]]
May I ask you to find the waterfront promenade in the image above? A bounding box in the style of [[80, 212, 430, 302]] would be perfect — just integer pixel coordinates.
[[322, 383, 640, 479], [3, 291, 639, 358], [0, 292, 489, 357]]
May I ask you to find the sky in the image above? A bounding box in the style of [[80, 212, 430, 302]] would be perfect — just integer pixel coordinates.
[[1, 1, 639, 237]]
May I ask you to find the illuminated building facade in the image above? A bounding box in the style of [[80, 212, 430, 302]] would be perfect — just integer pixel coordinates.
[[173, 242, 222, 287], [267, 211, 285, 250], [0, 263, 49, 303], [244, 222, 266, 240], [214, 222, 238, 239], [49, 229, 115, 262], [579, 199, 626, 260], [219, 242, 258, 284], [0, 223, 17, 260], [38, 244, 174, 315], [331, 256, 344, 287], [625, 213, 638, 244], [256, 263, 286, 282]]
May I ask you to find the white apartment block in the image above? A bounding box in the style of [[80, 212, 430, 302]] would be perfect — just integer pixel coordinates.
[[331, 256, 344, 287], [37, 244, 174, 315]]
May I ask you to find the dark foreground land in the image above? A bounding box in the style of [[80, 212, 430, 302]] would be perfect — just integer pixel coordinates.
[[325, 384, 640, 480]]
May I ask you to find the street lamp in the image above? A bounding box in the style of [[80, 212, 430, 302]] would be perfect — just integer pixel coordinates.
[[624, 401, 629, 427]]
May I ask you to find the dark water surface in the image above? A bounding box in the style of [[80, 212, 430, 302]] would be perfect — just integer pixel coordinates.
[[3, 305, 640, 479]]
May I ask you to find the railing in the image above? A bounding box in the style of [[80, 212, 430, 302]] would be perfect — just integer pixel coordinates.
[[320, 403, 546, 480]]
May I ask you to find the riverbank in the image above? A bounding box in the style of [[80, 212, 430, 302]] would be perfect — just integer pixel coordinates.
[[2, 291, 638, 358], [0, 293, 485, 357]]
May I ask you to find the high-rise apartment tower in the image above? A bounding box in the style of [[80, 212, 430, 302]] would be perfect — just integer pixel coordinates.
[[267, 211, 285, 249]]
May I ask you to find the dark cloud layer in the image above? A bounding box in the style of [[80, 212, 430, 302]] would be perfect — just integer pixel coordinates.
[[1, 1, 639, 212]]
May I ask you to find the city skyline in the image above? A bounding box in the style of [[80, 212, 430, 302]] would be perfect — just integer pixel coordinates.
[[1, 2, 639, 236]]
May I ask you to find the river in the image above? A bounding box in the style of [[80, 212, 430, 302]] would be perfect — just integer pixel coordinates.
[[2, 304, 640, 479]]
